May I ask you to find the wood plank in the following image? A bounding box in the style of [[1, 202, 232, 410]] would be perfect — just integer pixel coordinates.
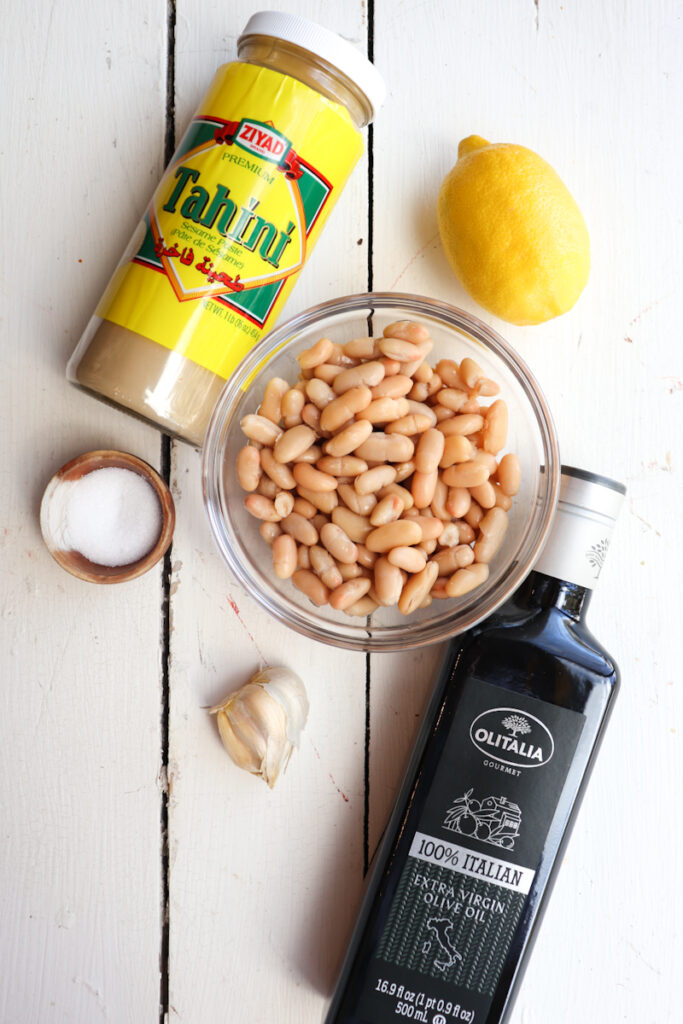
[[0, 1, 168, 1020], [370, 1, 683, 1021], [167, 3, 371, 1020], [367, 647, 445, 863]]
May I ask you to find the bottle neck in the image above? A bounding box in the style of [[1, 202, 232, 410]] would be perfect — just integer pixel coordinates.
[[517, 571, 592, 621], [533, 467, 624, 591], [500, 468, 624, 626]]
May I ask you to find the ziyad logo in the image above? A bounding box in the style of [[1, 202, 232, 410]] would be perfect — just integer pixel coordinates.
[[470, 707, 555, 768], [234, 119, 291, 163]]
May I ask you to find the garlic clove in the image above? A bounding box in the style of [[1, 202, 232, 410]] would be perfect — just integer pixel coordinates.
[[243, 685, 289, 788], [251, 667, 310, 748], [209, 666, 308, 787], [263, 728, 289, 788], [215, 707, 263, 774]]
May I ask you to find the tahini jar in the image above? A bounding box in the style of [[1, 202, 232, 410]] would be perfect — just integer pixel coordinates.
[[326, 467, 625, 1023], [67, 12, 384, 445]]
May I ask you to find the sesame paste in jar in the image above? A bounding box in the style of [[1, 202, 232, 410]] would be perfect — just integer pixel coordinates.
[[68, 13, 384, 445]]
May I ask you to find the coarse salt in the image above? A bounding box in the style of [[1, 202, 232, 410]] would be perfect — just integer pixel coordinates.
[[63, 467, 162, 567]]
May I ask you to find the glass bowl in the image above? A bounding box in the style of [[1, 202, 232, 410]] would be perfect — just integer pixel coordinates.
[[203, 293, 559, 651]]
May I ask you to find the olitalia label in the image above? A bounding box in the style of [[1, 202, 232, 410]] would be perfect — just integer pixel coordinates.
[[356, 680, 584, 1022], [97, 62, 362, 379], [469, 707, 555, 768]]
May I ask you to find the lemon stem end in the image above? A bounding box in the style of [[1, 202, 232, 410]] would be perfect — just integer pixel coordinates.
[[458, 135, 490, 158]]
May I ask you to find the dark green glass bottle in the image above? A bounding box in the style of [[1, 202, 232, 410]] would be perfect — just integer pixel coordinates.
[[326, 466, 625, 1024]]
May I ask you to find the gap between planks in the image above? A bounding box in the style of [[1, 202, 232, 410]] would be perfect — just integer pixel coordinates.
[[363, 0, 375, 879], [159, 0, 176, 1020], [156, 1, 377, 1015]]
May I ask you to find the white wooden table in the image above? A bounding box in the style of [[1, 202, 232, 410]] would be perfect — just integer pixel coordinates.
[[2, 2, 682, 1021]]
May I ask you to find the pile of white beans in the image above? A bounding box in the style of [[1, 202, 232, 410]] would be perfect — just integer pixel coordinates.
[[236, 321, 520, 617]]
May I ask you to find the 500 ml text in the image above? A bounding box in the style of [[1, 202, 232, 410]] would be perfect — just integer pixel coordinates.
[[374, 979, 475, 1021]]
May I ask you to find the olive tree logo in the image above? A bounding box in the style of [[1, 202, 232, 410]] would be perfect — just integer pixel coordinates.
[[501, 714, 531, 738], [587, 538, 609, 579], [470, 707, 555, 768]]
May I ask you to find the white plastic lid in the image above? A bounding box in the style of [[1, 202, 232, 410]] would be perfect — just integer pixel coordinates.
[[238, 11, 386, 120], [534, 466, 626, 589]]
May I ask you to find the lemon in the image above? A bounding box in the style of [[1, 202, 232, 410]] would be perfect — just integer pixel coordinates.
[[437, 135, 590, 325]]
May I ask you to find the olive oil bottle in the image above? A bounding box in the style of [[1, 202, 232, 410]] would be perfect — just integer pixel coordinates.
[[326, 466, 625, 1024]]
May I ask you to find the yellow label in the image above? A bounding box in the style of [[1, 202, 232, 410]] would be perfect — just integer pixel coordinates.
[[98, 62, 362, 379]]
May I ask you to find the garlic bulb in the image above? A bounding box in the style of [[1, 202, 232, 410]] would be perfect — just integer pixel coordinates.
[[209, 666, 309, 788]]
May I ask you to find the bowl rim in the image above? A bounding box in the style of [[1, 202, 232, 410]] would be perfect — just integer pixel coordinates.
[[203, 292, 560, 650]]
